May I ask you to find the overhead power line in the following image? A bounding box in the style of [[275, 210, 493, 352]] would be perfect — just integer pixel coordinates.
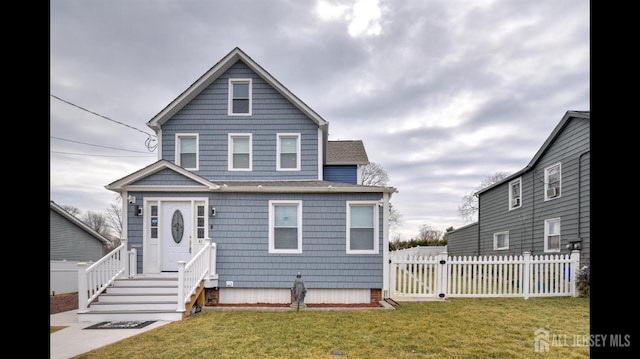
[[51, 136, 153, 154], [50, 94, 158, 152]]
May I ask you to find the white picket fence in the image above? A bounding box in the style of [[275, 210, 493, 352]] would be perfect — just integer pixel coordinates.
[[389, 251, 581, 300]]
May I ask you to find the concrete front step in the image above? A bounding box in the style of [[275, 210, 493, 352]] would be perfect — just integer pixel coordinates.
[[90, 301, 179, 311], [99, 293, 179, 303], [106, 286, 179, 295]]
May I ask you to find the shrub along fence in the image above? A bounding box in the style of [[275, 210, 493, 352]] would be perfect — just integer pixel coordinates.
[[389, 250, 580, 300]]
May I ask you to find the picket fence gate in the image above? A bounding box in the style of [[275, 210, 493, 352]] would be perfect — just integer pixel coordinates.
[[389, 250, 581, 300]]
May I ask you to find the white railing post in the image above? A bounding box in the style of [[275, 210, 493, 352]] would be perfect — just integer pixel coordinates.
[[120, 238, 129, 277], [129, 248, 137, 277], [389, 254, 396, 298], [523, 252, 531, 300], [436, 251, 448, 299], [77, 262, 89, 311], [570, 250, 580, 297], [177, 261, 186, 312]]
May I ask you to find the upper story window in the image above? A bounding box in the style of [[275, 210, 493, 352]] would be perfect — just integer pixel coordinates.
[[228, 134, 252, 171], [509, 178, 522, 210], [544, 163, 561, 200], [493, 231, 509, 250], [269, 200, 302, 254], [228, 78, 252, 116], [176, 134, 198, 170], [277, 133, 300, 171], [346, 201, 379, 254], [544, 218, 561, 252]]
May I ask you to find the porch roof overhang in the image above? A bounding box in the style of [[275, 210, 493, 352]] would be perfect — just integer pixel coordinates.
[[105, 160, 219, 193]]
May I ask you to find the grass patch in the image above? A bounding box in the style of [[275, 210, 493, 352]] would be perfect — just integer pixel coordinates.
[[72, 297, 589, 358], [50, 326, 67, 334]]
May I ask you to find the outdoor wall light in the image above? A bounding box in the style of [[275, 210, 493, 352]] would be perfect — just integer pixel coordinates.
[[135, 205, 142, 216], [210, 206, 216, 217], [127, 195, 136, 204]]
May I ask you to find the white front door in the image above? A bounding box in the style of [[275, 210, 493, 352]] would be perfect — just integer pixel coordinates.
[[161, 201, 192, 271]]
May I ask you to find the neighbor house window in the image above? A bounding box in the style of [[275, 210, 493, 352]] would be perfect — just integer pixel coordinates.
[[509, 178, 522, 210], [493, 231, 509, 250], [269, 200, 302, 254], [176, 134, 198, 170], [228, 78, 252, 115], [544, 218, 561, 252], [277, 133, 300, 170], [228, 134, 252, 171], [346, 201, 379, 254], [545, 163, 561, 200]]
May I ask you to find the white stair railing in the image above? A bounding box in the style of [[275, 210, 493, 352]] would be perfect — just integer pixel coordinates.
[[177, 239, 217, 313], [77, 239, 130, 312]]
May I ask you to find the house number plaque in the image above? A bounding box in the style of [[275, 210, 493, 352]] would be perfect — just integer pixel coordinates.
[[171, 210, 184, 244]]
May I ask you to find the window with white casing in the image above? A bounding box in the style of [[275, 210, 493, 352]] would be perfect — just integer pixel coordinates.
[[269, 200, 302, 254], [544, 163, 561, 200], [176, 134, 198, 170], [346, 201, 379, 254], [277, 133, 300, 171], [150, 204, 159, 239], [509, 178, 522, 210], [544, 218, 561, 252], [228, 79, 252, 115], [228, 134, 252, 171], [494, 231, 509, 250], [196, 204, 206, 240]]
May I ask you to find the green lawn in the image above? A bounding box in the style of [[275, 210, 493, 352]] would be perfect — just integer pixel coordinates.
[[73, 297, 589, 358]]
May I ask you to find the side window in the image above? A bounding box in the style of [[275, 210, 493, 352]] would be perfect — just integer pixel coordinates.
[[228, 134, 252, 171], [493, 231, 509, 250], [176, 134, 198, 170], [269, 200, 302, 254], [544, 163, 561, 200], [346, 201, 379, 254], [509, 178, 522, 210], [277, 133, 300, 171], [228, 78, 252, 116], [150, 204, 158, 239], [544, 218, 561, 252], [196, 204, 205, 240]]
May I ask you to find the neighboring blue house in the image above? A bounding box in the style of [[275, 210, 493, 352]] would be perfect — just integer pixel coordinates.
[[106, 47, 397, 305], [447, 111, 590, 267]]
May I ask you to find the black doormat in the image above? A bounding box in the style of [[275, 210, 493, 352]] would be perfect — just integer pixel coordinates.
[[84, 320, 156, 330]]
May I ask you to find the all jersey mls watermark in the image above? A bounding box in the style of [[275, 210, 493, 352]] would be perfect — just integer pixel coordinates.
[[534, 328, 631, 352]]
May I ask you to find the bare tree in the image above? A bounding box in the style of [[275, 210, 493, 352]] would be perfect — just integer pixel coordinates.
[[361, 162, 402, 237], [61, 204, 81, 217], [458, 171, 510, 223], [361, 162, 390, 186], [417, 224, 443, 241], [83, 211, 110, 237], [105, 195, 123, 239]]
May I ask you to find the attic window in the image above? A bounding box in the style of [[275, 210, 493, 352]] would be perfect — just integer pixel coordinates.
[[229, 79, 252, 115]]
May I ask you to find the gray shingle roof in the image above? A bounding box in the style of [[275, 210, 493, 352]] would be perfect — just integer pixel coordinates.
[[326, 140, 369, 165]]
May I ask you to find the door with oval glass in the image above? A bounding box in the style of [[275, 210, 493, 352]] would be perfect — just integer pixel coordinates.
[[161, 201, 192, 271]]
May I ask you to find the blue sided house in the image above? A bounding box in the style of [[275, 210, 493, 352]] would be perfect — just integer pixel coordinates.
[[105, 47, 397, 307]]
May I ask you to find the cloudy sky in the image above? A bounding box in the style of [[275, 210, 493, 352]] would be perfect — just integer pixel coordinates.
[[50, 0, 590, 240]]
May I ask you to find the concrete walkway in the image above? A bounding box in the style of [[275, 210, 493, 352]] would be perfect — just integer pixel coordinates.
[[49, 310, 172, 359]]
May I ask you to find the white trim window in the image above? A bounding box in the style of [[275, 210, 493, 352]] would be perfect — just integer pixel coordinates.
[[544, 218, 561, 252], [346, 201, 379, 254], [509, 178, 522, 210], [277, 133, 300, 171], [544, 163, 561, 200], [176, 134, 198, 170], [228, 78, 252, 116], [493, 231, 509, 250], [228, 134, 252, 171], [269, 200, 302, 254]]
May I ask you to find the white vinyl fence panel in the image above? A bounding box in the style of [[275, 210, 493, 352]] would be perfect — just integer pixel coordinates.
[[50, 260, 91, 295], [390, 251, 580, 300]]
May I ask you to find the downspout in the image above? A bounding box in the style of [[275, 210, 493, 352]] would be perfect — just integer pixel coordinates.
[[577, 150, 590, 241], [476, 193, 481, 255]]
